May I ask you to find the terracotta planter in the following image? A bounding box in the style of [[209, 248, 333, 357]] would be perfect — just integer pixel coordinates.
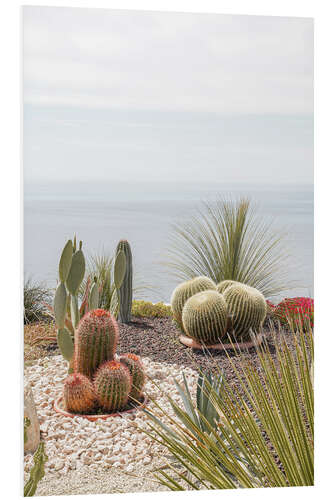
[[53, 394, 148, 421], [179, 333, 264, 351]]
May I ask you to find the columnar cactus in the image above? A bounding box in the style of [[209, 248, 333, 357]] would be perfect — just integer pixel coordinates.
[[119, 353, 145, 401], [63, 373, 96, 414], [171, 276, 217, 331], [222, 283, 267, 340], [94, 360, 132, 412], [74, 309, 119, 378], [115, 240, 133, 324], [182, 290, 228, 345], [217, 280, 242, 295]]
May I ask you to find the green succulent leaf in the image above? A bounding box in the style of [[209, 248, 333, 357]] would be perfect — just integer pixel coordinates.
[[53, 282, 67, 329], [66, 249, 85, 295], [89, 281, 99, 311], [58, 240, 73, 283], [57, 328, 74, 362]]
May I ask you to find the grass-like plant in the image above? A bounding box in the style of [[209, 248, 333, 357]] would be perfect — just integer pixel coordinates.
[[24, 277, 51, 324], [80, 251, 154, 317], [142, 319, 313, 490], [165, 197, 290, 299]]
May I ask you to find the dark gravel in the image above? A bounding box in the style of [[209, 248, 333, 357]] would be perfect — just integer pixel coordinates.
[[116, 316, 297, 388]]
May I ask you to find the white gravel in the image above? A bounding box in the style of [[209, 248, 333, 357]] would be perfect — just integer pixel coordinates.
[[24, 355, 198, 496]]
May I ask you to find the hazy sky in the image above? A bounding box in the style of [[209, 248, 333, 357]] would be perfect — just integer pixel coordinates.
[[23, 7, 313, 188]]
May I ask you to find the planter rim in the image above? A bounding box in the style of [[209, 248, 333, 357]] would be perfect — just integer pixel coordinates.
[[179, 333, 264, 351], [53, 393, 148, 421]]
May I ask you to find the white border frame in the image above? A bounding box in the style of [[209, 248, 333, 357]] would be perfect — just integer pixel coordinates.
[[1, 1, 331, 499]]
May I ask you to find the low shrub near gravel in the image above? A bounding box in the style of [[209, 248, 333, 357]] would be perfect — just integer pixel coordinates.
[[131, 300, 172, 318]]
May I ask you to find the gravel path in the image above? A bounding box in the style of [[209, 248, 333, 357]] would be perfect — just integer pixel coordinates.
[[24, 355, 198, 496]]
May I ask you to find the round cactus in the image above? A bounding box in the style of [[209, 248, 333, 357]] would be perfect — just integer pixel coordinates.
[[74, 309, 119, 378], [171, 276, 217, 331], [63, 373, 96, 414], [217, 280, 243, 295], [94, 360, 132, 412], [222, 283, 267, 340], [119, 353, 145, 402], [182, 290, 228, 345]]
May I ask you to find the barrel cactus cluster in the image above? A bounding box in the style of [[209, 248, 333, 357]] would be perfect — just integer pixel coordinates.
[[62, 309, 146, 414], [171, 277, 267, 345]]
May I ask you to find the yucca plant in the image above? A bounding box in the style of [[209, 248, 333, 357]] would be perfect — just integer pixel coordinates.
[[165, 197, 291, 299], [142, 318, 314, 490]]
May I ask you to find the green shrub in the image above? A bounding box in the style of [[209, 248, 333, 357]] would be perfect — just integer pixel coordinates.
[[24, 277, 51, 324], [131, 300, 172, 318]]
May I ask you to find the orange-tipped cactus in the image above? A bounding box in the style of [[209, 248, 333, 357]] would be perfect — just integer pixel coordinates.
[[74, 309, 119, 378], [119, 353, 145, 402], [94, 360, 131, 412], [63, 373, 96, 414]]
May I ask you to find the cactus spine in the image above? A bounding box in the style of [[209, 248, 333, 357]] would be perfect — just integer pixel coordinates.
[[222, 283, 267, 340], [63, 373, 96, 414], [217, 280, 243, 295], [119, 353, 145, 401], [171, 276, 217, 331], [115, 240, 133, 324], [74, 309, 119, 378], [94, 361, 132, 412], [182, 290, 228, 345]]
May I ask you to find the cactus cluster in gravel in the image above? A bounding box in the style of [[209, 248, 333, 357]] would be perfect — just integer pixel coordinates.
[[24, 355, 197, 496]]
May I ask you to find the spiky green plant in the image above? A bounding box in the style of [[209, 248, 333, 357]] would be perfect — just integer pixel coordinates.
[[94, 360, 132, 412], [24, 277, 51, 324], [171, 276, 216, 331], [119, 353, 145, 401], [166, 197, 290, 299], [63, 373, 96, 414], [115, 240, 133, 324], [182, 290, 228, 344], [141, 321, 314, 490], [24, 442, 48, 496], [80, 253, 114, 310], [74, 309, 118, 378], [223, 283, 267, 341]]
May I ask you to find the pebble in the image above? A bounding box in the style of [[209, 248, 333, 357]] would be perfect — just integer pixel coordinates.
[[24, 355, 197, 480]]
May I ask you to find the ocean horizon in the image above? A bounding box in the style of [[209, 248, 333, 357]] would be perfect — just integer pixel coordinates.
[[24, 181, 313, 303]]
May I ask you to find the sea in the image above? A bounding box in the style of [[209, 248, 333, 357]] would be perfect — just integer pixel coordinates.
[[24, 182, 313, 303]]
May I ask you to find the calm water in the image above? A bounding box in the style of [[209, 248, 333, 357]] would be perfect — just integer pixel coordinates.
[[24, 184, 313, 303]]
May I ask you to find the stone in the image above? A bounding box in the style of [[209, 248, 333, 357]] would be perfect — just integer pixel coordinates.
[[24, 381, 40, 454]]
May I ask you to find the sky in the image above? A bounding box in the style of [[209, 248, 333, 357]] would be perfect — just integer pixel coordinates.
[[23, 6, 313, 190]]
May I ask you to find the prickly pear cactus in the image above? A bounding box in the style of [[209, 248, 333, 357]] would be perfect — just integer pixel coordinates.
[[222, 283, 267, 341], [119, 353, 145, 401], [171, 276, 217, 331], [88, 277, 99, 311], [115, 240, 133, 324], [63, 373, 96, 414], [74, 309, 118, 378], [182, 290, 228, 345], [94, 360, 131, 412]]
